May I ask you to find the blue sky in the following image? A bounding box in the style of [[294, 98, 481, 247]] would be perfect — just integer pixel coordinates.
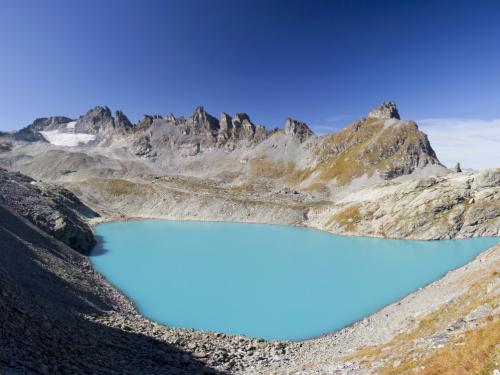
[[1, 0, 499, 168]]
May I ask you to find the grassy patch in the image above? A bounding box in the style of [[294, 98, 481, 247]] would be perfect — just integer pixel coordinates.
[[343, 268, 500, 375], [325, 204, 362, 231], [409, 319, 499, 375], [249, 157, 312, 185], [89, 178, 149, 196], [311, 119, 432, 186]]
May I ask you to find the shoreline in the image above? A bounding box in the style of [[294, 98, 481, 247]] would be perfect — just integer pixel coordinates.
[[86, 214, 499, 346], [87, 213, 499, 242]]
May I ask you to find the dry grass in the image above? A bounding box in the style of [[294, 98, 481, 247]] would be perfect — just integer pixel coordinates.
[[343, 269, 500, 375], [249, 157, 312, 185], [87, 178, 150, 196], [410, 319, 499, 375], [325, 204, 362, 231], [310, 118, 431, 186]]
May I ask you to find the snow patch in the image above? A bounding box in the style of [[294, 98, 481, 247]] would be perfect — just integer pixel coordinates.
[[40, 130, 96, 147], [66, 121, 77, 129]]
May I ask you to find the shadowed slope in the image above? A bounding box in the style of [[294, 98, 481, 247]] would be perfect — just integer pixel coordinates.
[[0, 204, 224, 374]]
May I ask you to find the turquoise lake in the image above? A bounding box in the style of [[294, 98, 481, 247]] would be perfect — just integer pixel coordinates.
[[90, 220, 498, 341]]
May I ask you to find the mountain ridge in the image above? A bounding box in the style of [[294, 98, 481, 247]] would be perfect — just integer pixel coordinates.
[[6, 101, 447, 194]]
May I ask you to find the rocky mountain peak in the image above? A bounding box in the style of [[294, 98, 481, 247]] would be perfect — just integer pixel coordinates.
[[368, 101, 400, 120], [72, 106, 115, 135], [27, 116, 74, 131], [114, 111, 133, 129], [313, 116, 441, 185], [83, 106, 113, 123], [232, 113, 251, 124], [220, 112, 232, 132], [188, 107, 219, 133], [284, 118, 314, 143], [14, 116, 73, 142]]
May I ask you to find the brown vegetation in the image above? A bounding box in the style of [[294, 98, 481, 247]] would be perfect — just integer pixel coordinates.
[[344, 269, 500, 375]]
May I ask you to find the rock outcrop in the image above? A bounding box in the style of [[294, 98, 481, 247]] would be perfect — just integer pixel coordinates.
[[74, 106, 133, 136], [473, 168, 500, 188], [26, 116, 74, 131], [315, 168, 500, 239], [284, 118, 314, 142], [0, 140, 12, 152], [368, 101, 400, 120], [0, 168, 97, 253]]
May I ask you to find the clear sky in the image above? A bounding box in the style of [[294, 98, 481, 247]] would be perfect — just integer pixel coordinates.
[[1, 0, 499, 168]]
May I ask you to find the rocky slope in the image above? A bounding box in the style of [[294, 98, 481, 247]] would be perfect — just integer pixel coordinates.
[[1, 168, 498, 375], [311, 168, 500, 239], [0, 202, 222, 374], [61, 168, 499, 242], [0, 168, 97, 253]]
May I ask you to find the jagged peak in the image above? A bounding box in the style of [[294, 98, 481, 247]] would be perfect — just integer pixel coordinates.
[[220, 112, 232, 131], [188, 106, 215, 121], [191, 106, 206, 117], [284, 118, 314, 142], [84, 105, 112, 118], [27, 116, 73, 131], [114, 111, 133, 128], [368, 101, 400, 120], [232, 113, 251, 124]]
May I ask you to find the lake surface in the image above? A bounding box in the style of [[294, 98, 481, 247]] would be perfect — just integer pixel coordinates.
[[90, 220, 498, 340]]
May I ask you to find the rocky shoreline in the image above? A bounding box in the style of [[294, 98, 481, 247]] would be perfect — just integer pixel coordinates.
[[83, 207, 499, 374], [5, 198, 497, 374]]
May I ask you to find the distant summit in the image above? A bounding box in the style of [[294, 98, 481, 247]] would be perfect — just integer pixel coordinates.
[[368, 101, 400, 120]]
